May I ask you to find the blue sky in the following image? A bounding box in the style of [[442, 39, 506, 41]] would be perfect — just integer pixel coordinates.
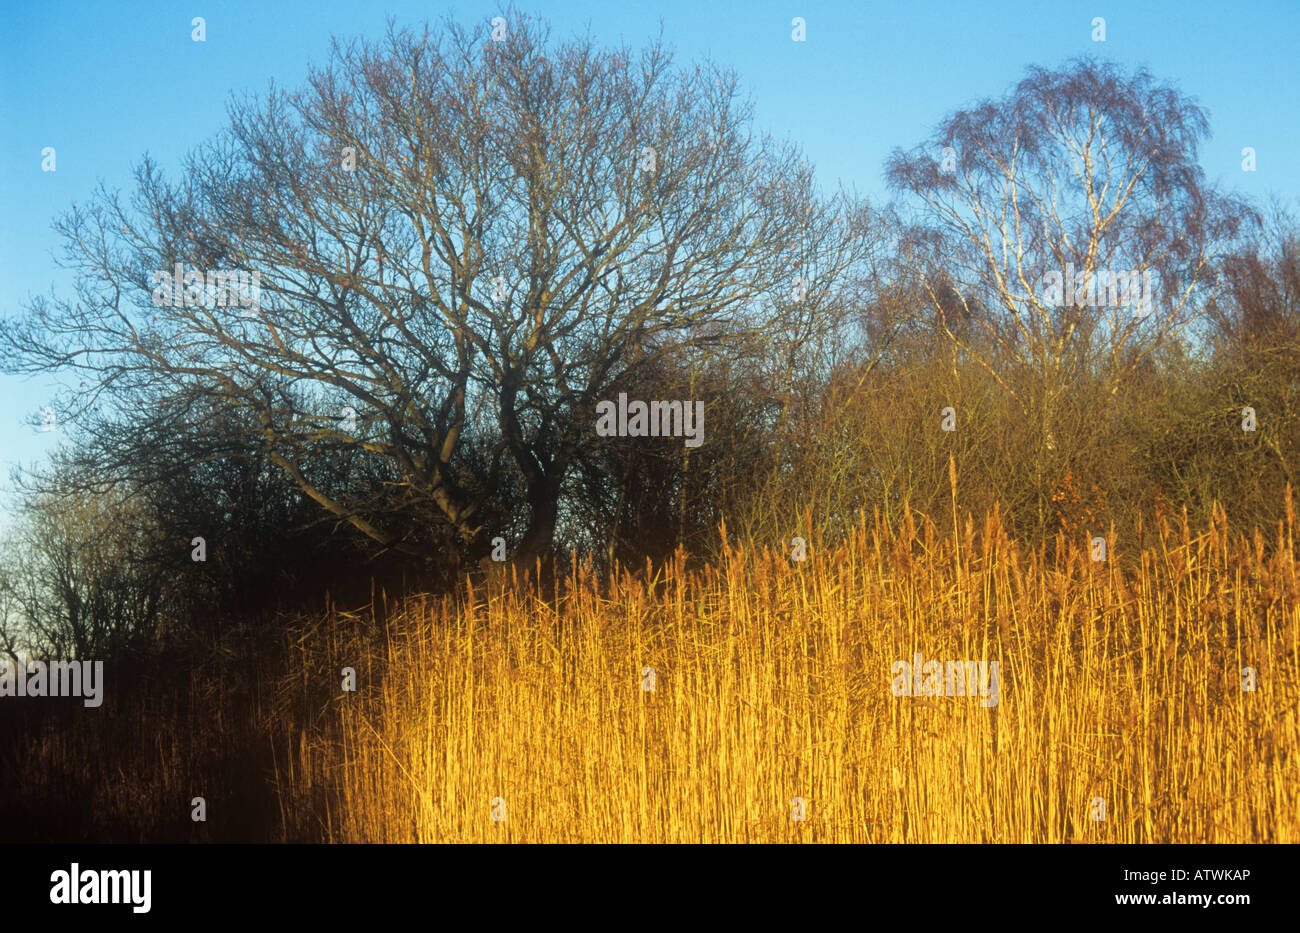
[[2, 0, 1298, 526]]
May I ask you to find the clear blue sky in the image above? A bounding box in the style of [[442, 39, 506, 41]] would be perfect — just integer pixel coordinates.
[[2, 0, 1297, 526]]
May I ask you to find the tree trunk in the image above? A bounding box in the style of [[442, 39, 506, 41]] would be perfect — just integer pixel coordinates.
[[515, 482, 560, 568]]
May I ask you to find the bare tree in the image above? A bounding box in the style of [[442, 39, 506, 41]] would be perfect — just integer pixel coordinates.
[[0, 486, 166, 658], [886, 58, 1253, 524], [1, 9, 871, 565], [1208, 198, 1300, 352]]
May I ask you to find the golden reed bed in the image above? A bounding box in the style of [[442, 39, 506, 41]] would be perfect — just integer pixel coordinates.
[[279, 498, 1300, 843]]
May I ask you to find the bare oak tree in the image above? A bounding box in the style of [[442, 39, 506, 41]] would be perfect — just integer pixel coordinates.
[[2, 10, 872, 564]]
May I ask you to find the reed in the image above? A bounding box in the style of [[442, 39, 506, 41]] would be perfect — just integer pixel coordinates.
[[283, 500, 1300, 843]]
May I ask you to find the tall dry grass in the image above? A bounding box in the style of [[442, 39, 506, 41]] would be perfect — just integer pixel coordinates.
[[279, 496, 1300, 843]]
